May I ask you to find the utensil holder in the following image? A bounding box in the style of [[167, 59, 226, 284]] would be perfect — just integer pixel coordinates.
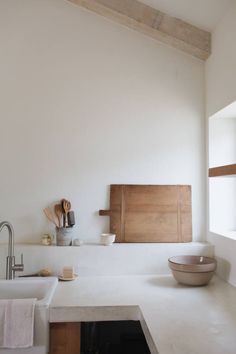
[[56, 227, 73, 246]]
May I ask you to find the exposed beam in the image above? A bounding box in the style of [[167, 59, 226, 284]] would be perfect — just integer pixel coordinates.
[[67, 0, 211, 60]]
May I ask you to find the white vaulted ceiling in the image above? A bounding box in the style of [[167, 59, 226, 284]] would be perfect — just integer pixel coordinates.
[[140, 0, 233, 31]]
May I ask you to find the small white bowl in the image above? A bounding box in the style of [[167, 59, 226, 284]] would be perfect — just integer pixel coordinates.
[[73, 238, 83, 246], [100, 233, 116, 246]]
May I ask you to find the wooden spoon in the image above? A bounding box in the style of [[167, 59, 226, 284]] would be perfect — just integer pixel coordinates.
[[43, 207, 59, 227], [61, 199, 71, 227], [54, 204, 63, 228]]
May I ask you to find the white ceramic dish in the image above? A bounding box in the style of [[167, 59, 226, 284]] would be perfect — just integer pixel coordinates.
[[73, 238, 84, 246], [100, 233, 116, 246]]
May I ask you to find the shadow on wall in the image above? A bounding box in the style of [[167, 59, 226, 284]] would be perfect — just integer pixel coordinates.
[[216, 257, 231, 281]]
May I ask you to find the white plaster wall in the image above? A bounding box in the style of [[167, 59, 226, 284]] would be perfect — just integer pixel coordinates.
[[206, 1, 236, 117], [209, 117, 236, 167], [206, 1, 236, 286], [209, 117, 236, 234], [0, 0, 205, 244], [209, 178, 236, 233], [0, 243, 214, 279], [207, 233, 236, 286]]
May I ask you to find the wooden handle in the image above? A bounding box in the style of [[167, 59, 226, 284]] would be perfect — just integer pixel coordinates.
[[99, 210, 111, 216]]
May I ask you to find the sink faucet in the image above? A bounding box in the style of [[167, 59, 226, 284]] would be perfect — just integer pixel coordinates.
[[0, 221, 24, 279]]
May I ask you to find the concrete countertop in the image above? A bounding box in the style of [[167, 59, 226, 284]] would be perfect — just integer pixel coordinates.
[[50, 275, 236, 354]]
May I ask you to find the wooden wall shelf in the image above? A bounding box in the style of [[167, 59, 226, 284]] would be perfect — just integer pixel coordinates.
[[209, 164, 236, 177]]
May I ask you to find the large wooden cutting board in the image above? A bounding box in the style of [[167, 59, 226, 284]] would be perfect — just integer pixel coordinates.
[[99, 185, 192, 243]]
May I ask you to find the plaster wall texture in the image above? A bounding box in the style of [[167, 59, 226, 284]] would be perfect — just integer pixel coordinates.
[[0, 0, 205, 244], [206, 1, 236, 286]]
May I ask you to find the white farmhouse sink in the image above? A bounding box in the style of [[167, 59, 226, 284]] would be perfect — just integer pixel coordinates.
[[0, 277, 58, 354], [0, 277, 58, 304]]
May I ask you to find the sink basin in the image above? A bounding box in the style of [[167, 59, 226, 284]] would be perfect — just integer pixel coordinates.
[[168, 255, 217, 286], [0, 277, 58, 354], [0, 277, 58, 305]]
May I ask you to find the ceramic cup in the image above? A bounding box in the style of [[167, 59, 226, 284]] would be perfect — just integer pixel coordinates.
[[100, 233, 116, 246]]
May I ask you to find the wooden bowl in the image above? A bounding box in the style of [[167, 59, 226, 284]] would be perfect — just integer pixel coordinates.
[[168, 255, 217, 286]]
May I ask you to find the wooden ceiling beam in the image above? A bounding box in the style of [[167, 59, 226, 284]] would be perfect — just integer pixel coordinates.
[[67, 0, 211, 60]]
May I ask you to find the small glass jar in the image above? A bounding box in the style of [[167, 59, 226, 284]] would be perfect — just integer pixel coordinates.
[[41, 234, 52, 246]]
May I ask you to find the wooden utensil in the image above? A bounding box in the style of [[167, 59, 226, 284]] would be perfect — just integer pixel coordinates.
[[19, 268, 52, 277], [61, 199, 71, 227], [54, 204, 63, 228], [43, 207, 59, 228]]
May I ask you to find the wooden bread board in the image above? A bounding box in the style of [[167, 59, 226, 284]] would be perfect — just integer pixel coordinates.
[[99, 185, 192, 243]]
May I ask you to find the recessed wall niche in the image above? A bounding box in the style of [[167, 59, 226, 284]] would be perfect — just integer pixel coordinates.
[[208, 101, 236, 239]]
